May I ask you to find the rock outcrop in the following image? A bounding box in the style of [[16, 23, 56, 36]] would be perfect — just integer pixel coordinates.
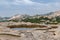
[[0, 23, 60, 40], [0, 26, 59, 40]]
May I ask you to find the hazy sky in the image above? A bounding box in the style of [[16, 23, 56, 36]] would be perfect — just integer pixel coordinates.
[[0, 0, 60, 17]]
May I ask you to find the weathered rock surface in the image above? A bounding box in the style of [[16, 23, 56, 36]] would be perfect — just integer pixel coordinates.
[[0, 29, 57, 40], [0, 25, 60, 40]]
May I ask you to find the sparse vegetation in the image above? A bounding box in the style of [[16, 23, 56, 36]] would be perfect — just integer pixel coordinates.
[[21, 16, 59, 24]]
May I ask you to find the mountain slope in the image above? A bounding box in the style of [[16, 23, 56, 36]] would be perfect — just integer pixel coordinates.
[[46, 10, 60, 17], [8, 14, 31, 21]]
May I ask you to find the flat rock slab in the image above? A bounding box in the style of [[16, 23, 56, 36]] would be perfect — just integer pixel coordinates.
[[0, 27, 59, 40], [0, 30, 55, 40]]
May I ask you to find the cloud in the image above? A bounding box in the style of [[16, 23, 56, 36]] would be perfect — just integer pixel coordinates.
[[0, 0, 60, 16], [0, 0, 35, 5], [13, 0, 33, 5]]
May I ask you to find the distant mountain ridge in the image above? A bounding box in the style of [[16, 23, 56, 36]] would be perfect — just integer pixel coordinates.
[[6, 10, 60, 20], [8, 14, 31, 21], [45, 10, 60, 17], [0, 10, 60, 22]]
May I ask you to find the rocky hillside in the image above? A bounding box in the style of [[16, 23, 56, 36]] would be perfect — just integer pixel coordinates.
[[0, 10, 60, 22], [46, 10, 60, 17], [9, 10, 60, 20], [8, 14, 31, 21]]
